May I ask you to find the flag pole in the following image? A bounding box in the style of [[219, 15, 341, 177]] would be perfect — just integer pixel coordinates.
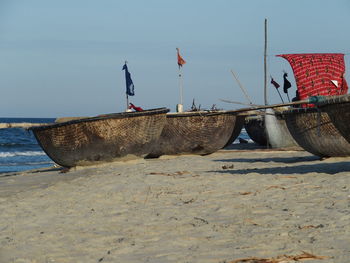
[[270, 76, 284, 103], [125, 60, 129, 110], [179, 65, 183, 106], [286, 92, 290, 102], [126, 94, 129, 111], [276, 88, 284, 103], [176, 47, 185, 112]]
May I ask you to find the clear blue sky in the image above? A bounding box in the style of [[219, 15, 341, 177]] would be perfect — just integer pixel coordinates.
[[1, 0, 350, 117]]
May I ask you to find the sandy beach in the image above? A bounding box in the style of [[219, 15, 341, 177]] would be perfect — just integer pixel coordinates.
[[0, 146, 350, 263]]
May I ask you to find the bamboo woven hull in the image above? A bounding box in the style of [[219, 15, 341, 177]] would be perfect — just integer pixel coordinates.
[[146, 111, 242, 158], [318, 94, 350, 144], [244, 114, 268, 146], [265, 108, 300, 149], [283, 108, 350, 157], [30, 108, 169, 167]]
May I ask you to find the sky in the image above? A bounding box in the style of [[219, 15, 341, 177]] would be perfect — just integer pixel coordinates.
[[1, 0, 350, 117]]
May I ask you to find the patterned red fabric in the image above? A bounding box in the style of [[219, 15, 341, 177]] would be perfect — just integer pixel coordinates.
[[277, 53, 348, 100]]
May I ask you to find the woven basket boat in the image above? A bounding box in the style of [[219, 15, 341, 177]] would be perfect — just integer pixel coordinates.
[[146, 110, 244, 158], [282, 107, 350, 157], [244, 114, 268, 146], [318, 94, 350, 144], [30, 108, 169, 167]]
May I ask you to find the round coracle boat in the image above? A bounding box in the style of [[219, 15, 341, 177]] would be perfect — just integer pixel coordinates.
[[30, 108, 169, 167], [146, 110, 244, 158], [244, 113, 268, 146], [318, 94, 350, 144], [282, 107, 350, 157]]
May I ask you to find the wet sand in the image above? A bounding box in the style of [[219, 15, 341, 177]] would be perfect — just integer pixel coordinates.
[[0, 146, 349, 262]]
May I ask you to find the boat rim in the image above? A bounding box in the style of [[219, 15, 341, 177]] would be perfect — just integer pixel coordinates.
[[317, 94, 350, 107], [29, 107, 169, 131], [282, 107, 322, 115], [166, 110, 239, 118]]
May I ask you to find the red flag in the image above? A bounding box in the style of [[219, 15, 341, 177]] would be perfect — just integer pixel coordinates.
[[176, 48, 186, 68], [270, 77, 280, 89]]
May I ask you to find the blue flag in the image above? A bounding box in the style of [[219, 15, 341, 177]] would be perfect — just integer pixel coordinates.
[[122, 63, 135, 96]]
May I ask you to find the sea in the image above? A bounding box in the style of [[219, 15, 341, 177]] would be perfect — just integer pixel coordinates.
[[0, 118, 56, 174], [0, 117, 251, 174]]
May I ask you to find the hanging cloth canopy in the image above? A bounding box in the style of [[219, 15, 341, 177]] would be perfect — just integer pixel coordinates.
[[277, 53, 348, 101]]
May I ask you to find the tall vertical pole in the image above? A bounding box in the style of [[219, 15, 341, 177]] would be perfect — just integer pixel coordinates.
[[179, 66, 183, 105], [264, 18, 268, 105], [176, 47, 185, 112], [125, 60, 129, 111], [126, 94, 129, 110], [177, 66, 184, 112], [264, 19, 270, 148]]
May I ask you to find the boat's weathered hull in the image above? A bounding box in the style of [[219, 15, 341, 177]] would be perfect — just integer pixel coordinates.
[[319, 94, 350, 144], [265, 108, 300, 149], [244, 114, 268, 146], [31, 108, 169, 167], [223, 114, 246, 147], [283, 108, 350, 157], [147, 111, 242, 157]]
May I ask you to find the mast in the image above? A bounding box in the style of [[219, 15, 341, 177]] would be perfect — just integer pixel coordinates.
[[126, 92, 129, 111], [125, 60, 129, 110], [264, 18, 268, 105], [179, 65, 183, 106], [176, 47, 186, 112]]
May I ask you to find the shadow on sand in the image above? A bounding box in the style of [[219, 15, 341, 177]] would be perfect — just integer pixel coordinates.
[[212, 156, 350, 175], [214, 155, 320, 164]]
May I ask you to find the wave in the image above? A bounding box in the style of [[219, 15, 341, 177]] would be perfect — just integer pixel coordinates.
[[0, 143, 38, 147], [0, 151, 46, 158], [0, 161, 53, 167]]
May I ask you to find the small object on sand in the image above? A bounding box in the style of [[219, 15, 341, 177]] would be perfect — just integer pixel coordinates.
[[59, 167, 70, 173], [222, 164, 234, 169], [229, 251, 328, 263]]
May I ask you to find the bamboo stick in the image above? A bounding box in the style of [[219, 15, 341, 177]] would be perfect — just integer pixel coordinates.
[[221, 98, 310, 113], [230, 70, 253, 104]]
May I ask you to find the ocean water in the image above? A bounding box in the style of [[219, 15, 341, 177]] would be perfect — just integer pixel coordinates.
[[0, 118, 55, 174], [0, 118, 251, 174]]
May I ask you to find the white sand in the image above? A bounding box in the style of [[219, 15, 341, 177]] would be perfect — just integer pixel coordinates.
[[0, 147, 349, 262]]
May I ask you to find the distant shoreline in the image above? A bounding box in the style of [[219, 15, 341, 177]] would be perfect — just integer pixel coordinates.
[[0, 117, 55, 129], [0, 123, 50, 129]]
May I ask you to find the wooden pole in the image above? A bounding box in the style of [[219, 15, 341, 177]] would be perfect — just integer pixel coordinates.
[[179, 66, 183, 106], [271, 77, 285, 103], [286, 92, 290, 102], [124, 60, 129, 111], [264, 18, 268, 105], [276, 89, 284, 103], [126, 94, 129, 110], [230, 70, 253, 104], [220, 97, 309, 113]]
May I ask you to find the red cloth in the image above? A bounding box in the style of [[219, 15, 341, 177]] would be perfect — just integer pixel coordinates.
[[277, 53, 348, 100], [129, 103, 143, 112]]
